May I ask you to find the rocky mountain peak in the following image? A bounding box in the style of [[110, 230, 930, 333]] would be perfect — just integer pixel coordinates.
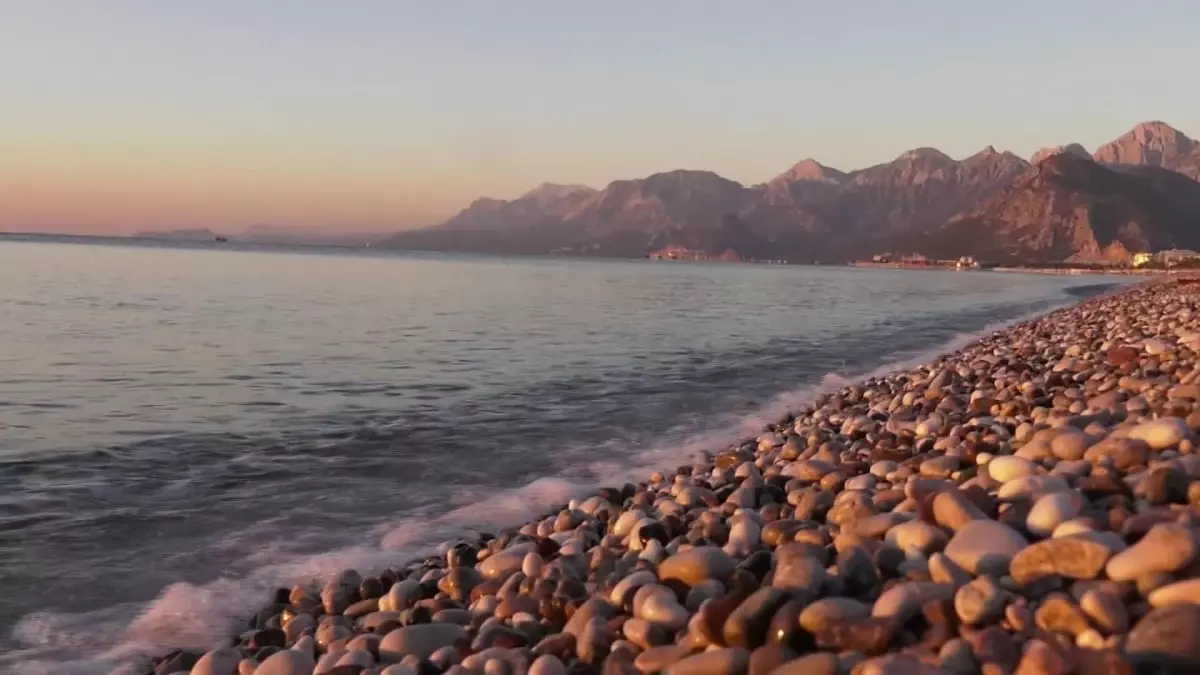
[[1031, 143, 1090, 164], [1093, 121, 1197, 167], [1034, 150, 1096, 177], [771, 159, 847, 185], [520, 182, 596, 201], [1130, 120, 1190, 142], [895, 147, 954, 164], [961, 146, 1028, 170]]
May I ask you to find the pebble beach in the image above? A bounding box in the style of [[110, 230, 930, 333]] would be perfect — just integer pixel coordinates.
[[150, 278, 1200, 675]]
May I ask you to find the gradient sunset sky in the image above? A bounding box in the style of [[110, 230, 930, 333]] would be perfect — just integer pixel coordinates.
[[3, 0, 1199, 235]]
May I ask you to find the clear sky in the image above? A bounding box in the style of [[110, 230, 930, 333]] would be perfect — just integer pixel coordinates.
[[3, 0, 1199, 234]]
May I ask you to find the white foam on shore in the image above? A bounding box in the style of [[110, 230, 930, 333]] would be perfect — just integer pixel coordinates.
[[0, 477, 594, 675], [0, 298, 1080, 675], [591, 304, 1060, 487]]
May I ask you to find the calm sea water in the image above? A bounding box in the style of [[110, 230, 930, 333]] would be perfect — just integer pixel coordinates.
[[0, 237, 1121, 673]]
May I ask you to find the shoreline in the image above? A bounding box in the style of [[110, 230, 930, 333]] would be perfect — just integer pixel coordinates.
[[138, 279, 1200, 675], [849, 261, 1159, 277]]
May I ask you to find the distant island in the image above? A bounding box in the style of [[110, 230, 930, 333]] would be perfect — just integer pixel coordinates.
[[379, 121, 1200, 267], [132, 228, 229, 242]]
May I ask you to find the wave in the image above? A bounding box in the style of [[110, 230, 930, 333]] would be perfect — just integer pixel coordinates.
[[0, 285, 1104, 675]]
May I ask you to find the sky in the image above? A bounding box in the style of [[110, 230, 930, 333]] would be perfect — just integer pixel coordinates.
[[2, 1, 1200, 235]]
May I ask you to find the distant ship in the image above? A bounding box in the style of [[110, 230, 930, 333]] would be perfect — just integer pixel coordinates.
[[214, 236, 229, 243]]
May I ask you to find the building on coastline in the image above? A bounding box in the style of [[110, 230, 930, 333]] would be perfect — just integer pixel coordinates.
[[1127, 249, 1200, 269], [869, 252, 932, 266], [854, 252, 953, 269], [648, 245, 742, 262], [1157, 249, 1200, 266]]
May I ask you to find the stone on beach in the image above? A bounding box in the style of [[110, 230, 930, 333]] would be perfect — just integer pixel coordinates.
[[943, 520, 1028, 576], [884, 519, 948, 555], [871, 582, 954, 624], [1105, 523, 1197, 582], [658, 546, 736, 586], [931, 490, 987, 531], [379, 624, 467, 661], [662, 647, 749, 675], [1128, 417, 1192, 450], [955, 575, 1005, 625], [1126, 604, 1200, 672], [1025, 491, 1083, 538], [478, 544, 532, 580], [798, 598, 872, 634], [1148, 579, 1200, 607], [253, 649, 315, 675], [985, 455, 1038, 483], [192, 649, 242, 675], [1009, 536, 1112, 585]]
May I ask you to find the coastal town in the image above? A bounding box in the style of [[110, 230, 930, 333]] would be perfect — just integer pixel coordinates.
[[646, 244, 1200, 273], [851, 250, 1200, 272]]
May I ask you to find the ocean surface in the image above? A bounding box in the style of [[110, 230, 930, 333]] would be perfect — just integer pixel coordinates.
[[0, 236, 1124, 673]]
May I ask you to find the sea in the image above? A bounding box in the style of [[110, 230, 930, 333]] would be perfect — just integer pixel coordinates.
[[0, 235, 1125, 673]]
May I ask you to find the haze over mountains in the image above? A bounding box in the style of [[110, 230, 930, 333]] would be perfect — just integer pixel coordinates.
[[382, 122, 1200, 263]]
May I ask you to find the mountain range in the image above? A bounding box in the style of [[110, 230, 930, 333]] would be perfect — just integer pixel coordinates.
[[381, 121, 1200, 263]]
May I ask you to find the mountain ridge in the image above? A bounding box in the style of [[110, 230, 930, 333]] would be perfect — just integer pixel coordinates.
[[382, 121, 1200, 263]]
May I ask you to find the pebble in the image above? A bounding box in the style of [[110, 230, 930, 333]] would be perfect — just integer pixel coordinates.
[[884, 519, 948, 555], [1049, 429, 1091, 461], [723, 587, 789, 649], [192, 650, 242, 675], [379, 624, 468, 661], [658, 547, 736, 587], [1126, 604, 1200, 672], [932, 490, 987, 531], [955, 575, 1005, 625], [872, 581, 954, 625], [1079, 587, 1129, 634], [1147, 578, 1200, 607], [771, 545, 826, 601], [986, 456, 1038, 483], [1009, 536, 1112, 585], [1014, 639, 1070, 675], [479, 545, 532, 580], [1105, 523, 1197, 582], [1025, 491, 1083, 538], [634, 644, 692, 673], [254, 649, 316, 675], [1128, 417, 1192, 450], [662, 647, 749, 675], [1034, 592, 1091, 637], [798, 597, 872, 634], [763, 652, 838, 675], [944, 520, 1028, 576], [529, 656, 567, 675]]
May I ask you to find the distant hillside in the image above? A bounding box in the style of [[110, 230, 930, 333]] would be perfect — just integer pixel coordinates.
[[920, 153, 1200, 263], [239, 224, 388, 246], [381, 121, 1200, 263]]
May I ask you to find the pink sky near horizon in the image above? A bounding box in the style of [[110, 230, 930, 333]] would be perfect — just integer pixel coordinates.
[[3, 1, 1199, 235]]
